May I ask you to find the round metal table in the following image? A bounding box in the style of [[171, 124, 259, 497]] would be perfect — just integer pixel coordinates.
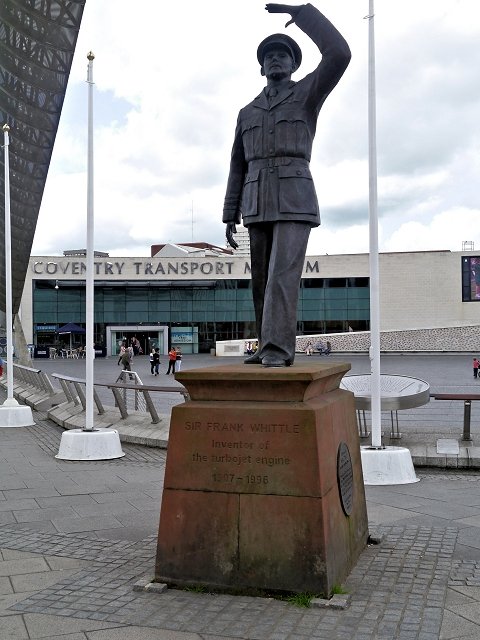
[[340, 374, 430, 438]]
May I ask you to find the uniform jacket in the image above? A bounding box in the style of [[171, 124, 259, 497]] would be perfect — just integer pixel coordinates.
[[223, 3, 351, 227]]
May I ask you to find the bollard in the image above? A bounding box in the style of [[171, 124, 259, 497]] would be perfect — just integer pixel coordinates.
[[463, 400, 472, 441]]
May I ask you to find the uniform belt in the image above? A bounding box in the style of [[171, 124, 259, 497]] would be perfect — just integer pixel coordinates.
[[248, 157, 309, 170]]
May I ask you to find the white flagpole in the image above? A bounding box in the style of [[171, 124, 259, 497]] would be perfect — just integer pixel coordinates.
[[56, 50, 123, 455], [2, 125, 16, 404], [362, 5, 418, 481], [85, 52, 95, 431], [0, 125, 34, 427], [367, 0, 382, 448]]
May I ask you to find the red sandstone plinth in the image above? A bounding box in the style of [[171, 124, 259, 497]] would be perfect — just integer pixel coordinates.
[[155, 362, 368, 595]]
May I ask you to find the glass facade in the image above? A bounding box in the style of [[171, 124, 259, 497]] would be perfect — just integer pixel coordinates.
[[298, 277, 370, 335], [33, 277, 370, 352]]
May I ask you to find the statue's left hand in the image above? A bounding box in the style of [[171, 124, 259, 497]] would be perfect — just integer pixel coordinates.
[[226, 222, 239, 250]]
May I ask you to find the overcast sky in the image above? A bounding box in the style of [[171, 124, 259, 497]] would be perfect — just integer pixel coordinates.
[[32, 0, 480, 258]]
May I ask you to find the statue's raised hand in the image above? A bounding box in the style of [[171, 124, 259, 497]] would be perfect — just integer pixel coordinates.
[[265, 4, 301, 27]]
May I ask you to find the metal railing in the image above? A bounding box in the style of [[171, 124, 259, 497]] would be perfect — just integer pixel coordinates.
[[51, 372, 188, 424], [12, 363, 56, 395], [51, 373, 106, 415], [114, 371, 147, 413]]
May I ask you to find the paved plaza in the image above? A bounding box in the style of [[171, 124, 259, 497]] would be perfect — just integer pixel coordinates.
[[0, 353, 480, 638]]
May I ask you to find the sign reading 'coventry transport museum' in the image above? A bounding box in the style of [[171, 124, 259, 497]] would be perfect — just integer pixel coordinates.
[[31, 259, 323, 278]]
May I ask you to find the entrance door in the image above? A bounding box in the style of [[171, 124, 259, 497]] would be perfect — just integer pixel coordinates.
[[107, 326, 168, 356], [120, 331, 147, 355]]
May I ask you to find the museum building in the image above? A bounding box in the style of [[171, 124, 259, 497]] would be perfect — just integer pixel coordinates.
[[19, 243, 480, 356]]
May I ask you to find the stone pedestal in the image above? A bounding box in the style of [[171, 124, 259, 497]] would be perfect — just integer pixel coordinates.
[[155, 363, 368, 595]]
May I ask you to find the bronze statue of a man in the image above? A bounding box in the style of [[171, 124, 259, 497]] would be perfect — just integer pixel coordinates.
[[223, 3, 350, 367]]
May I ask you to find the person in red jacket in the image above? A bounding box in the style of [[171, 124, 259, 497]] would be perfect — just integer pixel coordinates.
[[473, 358, 479, 379], [166, 348, 177, 375]]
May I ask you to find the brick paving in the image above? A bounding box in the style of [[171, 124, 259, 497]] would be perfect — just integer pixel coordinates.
[[0, 448, 477, 639], [3, 521, 457, 638]]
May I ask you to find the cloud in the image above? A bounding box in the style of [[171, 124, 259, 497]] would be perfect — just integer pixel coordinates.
[[384, 207, 480, 253], [33, 0, 480, 260], [308, 222, 370, 256]]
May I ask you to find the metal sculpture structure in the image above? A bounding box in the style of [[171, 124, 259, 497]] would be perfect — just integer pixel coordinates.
[[0, 0, 86, 314]]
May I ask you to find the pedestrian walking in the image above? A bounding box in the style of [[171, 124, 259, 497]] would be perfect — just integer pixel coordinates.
[[473, 357, 480, 379], [153, 348, 160, 376], [120, 349, 131, 371], [149, 348, 155, 374], [175, 348, 182, 372], [131, 336, 140, 356], [166, 348, 177, 375], [117, 342, 126, 365]]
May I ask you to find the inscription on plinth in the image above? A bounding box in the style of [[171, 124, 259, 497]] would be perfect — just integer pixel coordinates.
[[164, 402, 330, 497], [188, 419, 297, 488], [185, 416, 298, 490]]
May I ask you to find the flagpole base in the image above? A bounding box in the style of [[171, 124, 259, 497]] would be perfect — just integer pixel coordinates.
[[361, 445, 419, 485], [56, 428, 124, 460], [0, 402, 35, 427]]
